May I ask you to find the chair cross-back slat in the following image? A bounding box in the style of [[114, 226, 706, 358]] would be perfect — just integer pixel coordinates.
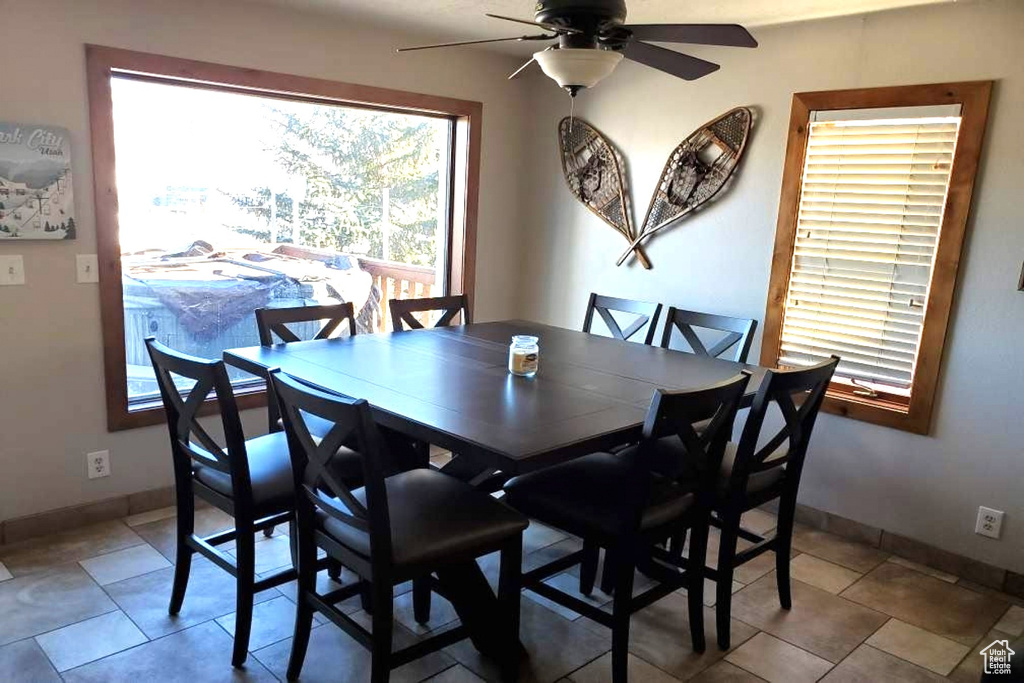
[[272, 370, 393, 560], [730, 356, 839, 486], [389, 295, 471, 331], [256, 303, 356, 346], [583, 293, 663, 345], [660, 307, 758, 363], [282, 400, 369, 529], [641, 372, 752, 489], [146, 338, 245, 478], [257, 304, 357, 434]]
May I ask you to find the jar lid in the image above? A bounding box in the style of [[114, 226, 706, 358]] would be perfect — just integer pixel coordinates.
[[511, 335, 539, 344]]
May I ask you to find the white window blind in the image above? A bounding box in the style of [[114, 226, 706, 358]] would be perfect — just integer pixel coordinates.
[[778, 110, 962, 393]]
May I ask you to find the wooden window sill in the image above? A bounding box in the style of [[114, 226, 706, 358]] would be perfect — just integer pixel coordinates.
[[110, 389, 268, 431], [821, 391, 929, 435]]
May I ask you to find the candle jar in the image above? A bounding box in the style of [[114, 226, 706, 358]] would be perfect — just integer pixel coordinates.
[[508, 335, 539, 377]]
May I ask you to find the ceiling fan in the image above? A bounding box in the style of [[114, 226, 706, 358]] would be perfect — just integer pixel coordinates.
[[397, 0, 758, 97]]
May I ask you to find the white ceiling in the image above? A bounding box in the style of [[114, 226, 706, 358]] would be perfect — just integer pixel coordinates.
[[246, 0, 956, 52]]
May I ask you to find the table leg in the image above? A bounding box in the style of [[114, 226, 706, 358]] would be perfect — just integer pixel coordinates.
[[435, 559, 520, 659]]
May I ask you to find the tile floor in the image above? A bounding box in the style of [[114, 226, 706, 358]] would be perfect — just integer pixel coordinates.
[[0, 504, 1021, 682]]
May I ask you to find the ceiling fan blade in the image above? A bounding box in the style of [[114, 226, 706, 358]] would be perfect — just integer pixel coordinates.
[[397, 34, 555, 52], [485, 13, 581, 35], [623, 41, 720, 81], [623, 24, 757, 48]]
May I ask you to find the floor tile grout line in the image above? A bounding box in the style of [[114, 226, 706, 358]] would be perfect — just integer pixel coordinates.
[[27, 607, 123, 647], [75, 539, 151, 566], [36, 608, 153, 675], [561, 647, 610, 682], [56, 618, 233, 679], [730, 576, 893, 670], [837, 563, 1014, 654], [416, 661, 460, 682], [724, 630, 835, 683]]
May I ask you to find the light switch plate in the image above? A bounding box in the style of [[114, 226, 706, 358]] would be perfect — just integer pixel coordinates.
[[0, 255, 25, 285], [76, 254, 100, 283]]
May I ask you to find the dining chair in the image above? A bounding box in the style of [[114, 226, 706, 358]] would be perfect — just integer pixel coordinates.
[[708, 356, 838, 649], [272, 370, 528, 683], [144, 337, 354, 667], [388, 292, 503, 492], [256, 303, 435, 616], [582, 293, 663, 345], [504, 372, 752, 683], [255, 303, 357, 435], [660, 307, 758, 363], [389, 294, 471, 331]]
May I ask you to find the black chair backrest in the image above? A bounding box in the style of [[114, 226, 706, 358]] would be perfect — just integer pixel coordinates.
[[271, 370, 393, 566], [617, 372, 752, 532], [726, 357, 839, 500], [582, 293, 663, 345], [660, 307, 758, 363], [256, 303, 357, 433], [641, 373, 752, 488], [144, 337, 252, 497], [256, 303, 356, 346], [390, 294, 471, 331]]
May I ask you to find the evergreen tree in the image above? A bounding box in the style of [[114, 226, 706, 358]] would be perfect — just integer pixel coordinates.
[[224, 104, 441, 265]]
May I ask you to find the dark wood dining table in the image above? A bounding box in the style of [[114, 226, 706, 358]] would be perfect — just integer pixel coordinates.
[[223, 319, 769, 658], [224, 319, 768, 476]]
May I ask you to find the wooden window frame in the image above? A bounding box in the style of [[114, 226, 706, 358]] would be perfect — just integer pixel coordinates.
[[85, 45, 482, 432], [762, 81, 992, 434]]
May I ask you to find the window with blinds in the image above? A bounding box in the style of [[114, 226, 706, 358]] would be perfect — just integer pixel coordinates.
[[777, 110, 962, 397]]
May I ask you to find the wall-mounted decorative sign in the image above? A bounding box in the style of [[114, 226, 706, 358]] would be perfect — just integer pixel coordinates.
[[0, 123, 75, 240], [558, 118, 651, 269]]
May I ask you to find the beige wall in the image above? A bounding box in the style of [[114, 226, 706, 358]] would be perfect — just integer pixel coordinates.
[[2, 0, 1022, 576], [517, 1, 1024, 572], [0, 0, 529, 521]]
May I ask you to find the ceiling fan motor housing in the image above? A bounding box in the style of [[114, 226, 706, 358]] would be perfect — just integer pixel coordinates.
[[534, 0, 627, 36]]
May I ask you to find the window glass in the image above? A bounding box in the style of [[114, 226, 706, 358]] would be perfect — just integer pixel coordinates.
[[110, 77, 452, 408], [778, 110, 961, 399]]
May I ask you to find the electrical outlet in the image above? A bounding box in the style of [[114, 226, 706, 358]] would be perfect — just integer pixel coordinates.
[[87, 450, 110, 479], [76, 254, 99, 283], [0, 255, 25, 285], [975, 506, 1004, 539]]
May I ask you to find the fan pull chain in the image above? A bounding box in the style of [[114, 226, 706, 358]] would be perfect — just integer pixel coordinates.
[[568, 94, 575, 134]]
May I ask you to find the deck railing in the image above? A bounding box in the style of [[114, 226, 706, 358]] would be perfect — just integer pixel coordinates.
[[356, 256, 436, 332], [270, 245, 438, 333]]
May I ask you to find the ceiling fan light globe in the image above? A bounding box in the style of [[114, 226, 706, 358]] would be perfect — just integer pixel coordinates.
[[534, 48, 624, 91]]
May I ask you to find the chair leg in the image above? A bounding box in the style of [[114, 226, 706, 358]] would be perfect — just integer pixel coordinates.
[[668, 528, 687, 561], [715, 516, 740, 651], [168, 491, 195, 615], [286, 531, 318, 682], [327, 558, 343, 581], [579, 540, 599, 596], [413, 576, 433, 625], [775, 494, 797, 610], [360, 581, 374, 613], [232, 520, 256, 668], [610, 544, 637, 683], [498, 537, 523, 683], [600, 547, 618, 595], [686, 521, 709, 653], [370, 580, 394, 683]]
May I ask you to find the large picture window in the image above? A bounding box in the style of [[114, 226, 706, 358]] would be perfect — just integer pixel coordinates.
[[86, 46, 482, 430], [762, 82, 991, 434]]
